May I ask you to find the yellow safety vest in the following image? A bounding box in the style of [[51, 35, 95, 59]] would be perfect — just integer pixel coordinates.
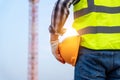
[[72, 0, 120, 50]]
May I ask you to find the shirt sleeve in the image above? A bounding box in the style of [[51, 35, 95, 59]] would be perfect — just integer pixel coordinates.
[[49, 0, 79, 35]]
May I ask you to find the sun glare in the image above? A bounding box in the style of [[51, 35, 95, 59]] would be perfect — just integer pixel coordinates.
[[59, 27, 79, 42]]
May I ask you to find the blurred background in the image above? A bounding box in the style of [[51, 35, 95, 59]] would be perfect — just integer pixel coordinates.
[[0, 0, 74, 80]]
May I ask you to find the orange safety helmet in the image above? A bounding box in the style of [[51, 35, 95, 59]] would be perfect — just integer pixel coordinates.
[[59, 36, 80, 66]]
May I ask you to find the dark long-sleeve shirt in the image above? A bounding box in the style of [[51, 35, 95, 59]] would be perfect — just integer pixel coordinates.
[[49, 0, 79, 35]]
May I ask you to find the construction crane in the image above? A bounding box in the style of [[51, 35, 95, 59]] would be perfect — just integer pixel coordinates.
[[28, 0, 39, 80]]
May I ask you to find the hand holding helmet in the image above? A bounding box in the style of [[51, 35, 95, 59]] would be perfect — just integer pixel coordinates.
[[50, 33, 65, 64]]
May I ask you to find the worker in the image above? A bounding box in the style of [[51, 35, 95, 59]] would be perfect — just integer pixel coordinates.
[[49, 0, 120, 80]]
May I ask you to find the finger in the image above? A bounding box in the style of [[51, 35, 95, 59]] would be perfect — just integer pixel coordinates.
[[56, 54, 65, 64], [52, 48, 65, 63], [55, 49, 65, 64], [56, 57, 65, 64], [53, 52, 65, 63]]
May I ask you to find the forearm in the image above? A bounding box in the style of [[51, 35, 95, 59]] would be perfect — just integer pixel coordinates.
[[49, 0, 74, 35]]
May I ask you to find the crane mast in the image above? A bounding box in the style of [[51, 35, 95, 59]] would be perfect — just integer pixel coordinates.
[[28, 0, 39, 80]]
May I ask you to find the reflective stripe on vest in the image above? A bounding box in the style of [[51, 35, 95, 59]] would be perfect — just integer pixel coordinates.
[[78, 26, 120, 35], [74, 0, 120, 19]]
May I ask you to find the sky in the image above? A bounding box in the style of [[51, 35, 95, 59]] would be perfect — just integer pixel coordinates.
[[0, 0, 75, 80]]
